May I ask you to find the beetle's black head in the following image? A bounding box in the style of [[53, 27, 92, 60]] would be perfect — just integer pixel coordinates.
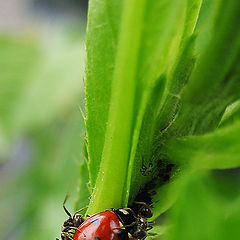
[[73, 213, 85, 227]]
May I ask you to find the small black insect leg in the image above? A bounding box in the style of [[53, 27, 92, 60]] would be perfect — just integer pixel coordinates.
[[73, 206, 88, 217], [134, 201, 150, 212], [112, 221, 137, 230], [68, 227, 79, 231], [148, 221, 155, 224], [62, 232, 74, 240], [122, 221, 137, 228], [146, 226, 153, 231], [133, 201, 149, 207]]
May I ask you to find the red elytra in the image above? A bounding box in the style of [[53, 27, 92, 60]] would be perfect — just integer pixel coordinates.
[[73, 211, 135, 240]]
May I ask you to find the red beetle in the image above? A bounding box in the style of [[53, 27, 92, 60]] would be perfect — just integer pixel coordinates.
[[58, 201, 153, 240], [73, 210, 132, 240]]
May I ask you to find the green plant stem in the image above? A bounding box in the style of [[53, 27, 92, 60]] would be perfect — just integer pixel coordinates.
[[87, 0, 146, 215]]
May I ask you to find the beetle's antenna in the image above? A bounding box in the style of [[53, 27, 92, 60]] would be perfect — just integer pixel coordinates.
[[63, 195, 72, 218]]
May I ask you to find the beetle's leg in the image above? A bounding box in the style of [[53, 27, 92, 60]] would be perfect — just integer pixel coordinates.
[[112, 221, 137, 230], [73, 206, 88, 215], [146, 226, 153, 231]]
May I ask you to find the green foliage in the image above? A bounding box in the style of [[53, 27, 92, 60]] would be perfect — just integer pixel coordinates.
[[86, 0, 122, 189], [86, 0, 202, 214], [162, 119, 240, 169], [84, 0, 240, 238], [166, 170, 240, 240], [219, 100, 240, 127]]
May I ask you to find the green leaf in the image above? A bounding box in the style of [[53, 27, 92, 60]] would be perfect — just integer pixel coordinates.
[[85, 0, 240, 228], [162, 119, 240, 169], [87, 0, 147, 214], [127, 0, 202, 204], [184, 0, 240, 105], [219, 100, 240, 127], [143, 0, 240, 214], [128, 34, 197, 202], [150, 175, 183, 219], [194, 0, 215, 54], [85, 0, 122, 189], [85, 0, 187, 189], [86, 0, 202, 214], [146, 225, 169, 240], [166, 170, 240, 240], [167, 0, 240, 136]]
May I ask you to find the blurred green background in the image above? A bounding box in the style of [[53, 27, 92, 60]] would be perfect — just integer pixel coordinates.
[[0, 1, 88, 239]]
